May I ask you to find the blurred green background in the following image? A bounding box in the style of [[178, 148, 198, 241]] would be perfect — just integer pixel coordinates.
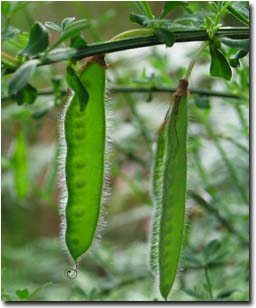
[[1, 1, 249, 301]]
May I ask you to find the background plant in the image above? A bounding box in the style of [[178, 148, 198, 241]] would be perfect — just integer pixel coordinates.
[[1, 1, 249, 301]]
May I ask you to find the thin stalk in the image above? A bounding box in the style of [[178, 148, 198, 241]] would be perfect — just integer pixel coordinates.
[[227, 5, 249, 26], [2, 27, 249, 75], [184, 41, 208, 81], [204, 267, 213, 300], [218, 135, 248, 153], [1, 86, 241, 102], [234, 104, 249, 135]]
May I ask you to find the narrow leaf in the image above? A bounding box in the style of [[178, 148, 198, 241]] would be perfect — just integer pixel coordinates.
[[66, 65, 89, 112], [229, 49, 248, 68], [182, 288, 202, 299], [135, 1, 154, 19], [49, 19, 87, 50], [61, 17, 76, 31], [8, 59, 38, 94], [154, 28, 175, 47], [129, 13, 150, 27], [227, 2, 249, 25], [205, 239, 221, 259], [20, 22, 49, 56], [216, 288, 239, 299], [160, 1, 188, 19], [45, 21, 61, 32], [70, 34, 87, 48], [16, 83, 37, 105]]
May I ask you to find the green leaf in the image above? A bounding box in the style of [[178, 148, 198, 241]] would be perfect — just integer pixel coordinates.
[[16, 83, 37, 105], [182, 288, 202, 299], [229, 49, 248, 68], [1, 1, 11, 16], [154, 28, 175, 47], [194, 96, 211, 109], [205, 239, 221, 260], [129, 13, 150, 27], [49, 19, 87, 50], [134, 1, 154, 19], [227, 2, 249, 25], [20, 22, 49, 56], [70, 34, 87, 48], [1, 1, 29, 16], [216, 288, 239, 299], [18, 32, 30, 46], [61, 17, 76, 31], [8, 59, 39, 94], [209, 45, 232, 80], [45, 21, 61, 32], [221, 38, 249, 52], [160, 1, 188, 19], [16, 289, 29, 300], [66, 65, 89, 112], [183, 254, 202, 266]]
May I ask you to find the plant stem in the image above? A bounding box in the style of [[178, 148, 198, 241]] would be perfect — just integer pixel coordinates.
[[184, 41, 208, 81], [204, 267, 213, 300], [1, 86, 241, 102], [227, 5, 249, 25], [234, 104, 249, 135], [2, 27, 249, 75]]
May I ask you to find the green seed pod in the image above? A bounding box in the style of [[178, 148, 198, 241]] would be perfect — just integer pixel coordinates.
[[151, 79, 189, 300], [60, 56, 108, 264]]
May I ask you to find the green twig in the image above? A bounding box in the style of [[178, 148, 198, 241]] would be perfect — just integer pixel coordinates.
[[227, 5, 249, 25], [234, 104, 249, 135], [184, 41, 208, 81], [1, 86, 241, 102], [204, 267, 213, 300], [2, 27, 249, 75]]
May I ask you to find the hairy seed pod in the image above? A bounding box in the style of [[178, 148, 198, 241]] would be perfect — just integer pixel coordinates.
[[61, 56, 107, 263], [151, 79, 189, 300]]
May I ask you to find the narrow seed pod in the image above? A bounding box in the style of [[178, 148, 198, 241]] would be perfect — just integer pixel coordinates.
[[151, 79, 189, 300], [62, 56, 107, 263]]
